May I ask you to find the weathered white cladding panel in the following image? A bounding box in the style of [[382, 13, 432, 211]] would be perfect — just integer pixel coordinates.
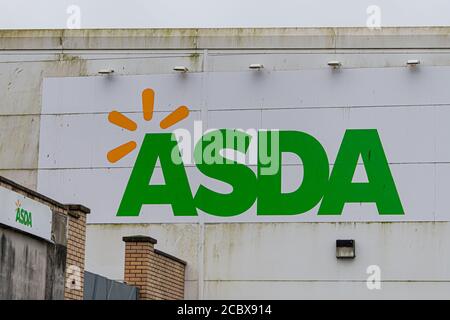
[[205, 67, 450, 109], [202, 222, 450, 299], [42, 74, 205, 114], [203, 222, 450, 281], [206, 52, 450, 72], [39, 67, 450, 223], [0, 115, 40, 169], [43, 67, 450, 114], [38, 111, 202, 169]]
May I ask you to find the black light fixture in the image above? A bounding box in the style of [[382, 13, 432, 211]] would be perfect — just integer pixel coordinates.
[[336, 239, 355, 259]]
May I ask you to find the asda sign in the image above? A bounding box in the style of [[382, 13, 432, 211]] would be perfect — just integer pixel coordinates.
[[40, 68, 450, 223], [15, 200, 33, 227], [0, 186, 53, 242], [117, 129, 403, 217]]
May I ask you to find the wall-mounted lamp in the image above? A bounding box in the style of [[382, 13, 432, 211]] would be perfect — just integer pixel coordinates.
[[406, 59, 420, 67], [336, 240, 355, 259], [328, 61, 342, 69], [249, 63, 264, 70], [173, 66, 189, 73], [98, 69, 114, 75]]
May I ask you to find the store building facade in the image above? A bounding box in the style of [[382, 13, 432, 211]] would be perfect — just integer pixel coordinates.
[[2, 27, 450, 299]]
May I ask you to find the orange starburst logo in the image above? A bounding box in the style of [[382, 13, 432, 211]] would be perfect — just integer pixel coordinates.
[[107, 88, 190, 163]]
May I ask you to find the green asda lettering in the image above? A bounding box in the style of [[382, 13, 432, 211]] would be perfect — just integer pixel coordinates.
[[16, 206, 33, 227], [117, 129, 404, 217]]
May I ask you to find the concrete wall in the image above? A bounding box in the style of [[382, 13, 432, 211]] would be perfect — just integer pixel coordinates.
[[0, 227, 48, 299], [3, 28, 450, 299], [0, 216, 67, 300]]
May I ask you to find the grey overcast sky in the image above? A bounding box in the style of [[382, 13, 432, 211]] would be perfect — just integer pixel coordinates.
[[1, 0, 450, 29]]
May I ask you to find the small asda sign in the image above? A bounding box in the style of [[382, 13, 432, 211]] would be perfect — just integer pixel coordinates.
[[15, 200, 33, 227], [117, 128, 404, 218], [0, 186, 53, 242]]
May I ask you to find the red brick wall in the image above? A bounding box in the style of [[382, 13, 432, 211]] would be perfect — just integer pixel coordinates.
[[123, 236, 186, 300], [152, 249, 186, 300]]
